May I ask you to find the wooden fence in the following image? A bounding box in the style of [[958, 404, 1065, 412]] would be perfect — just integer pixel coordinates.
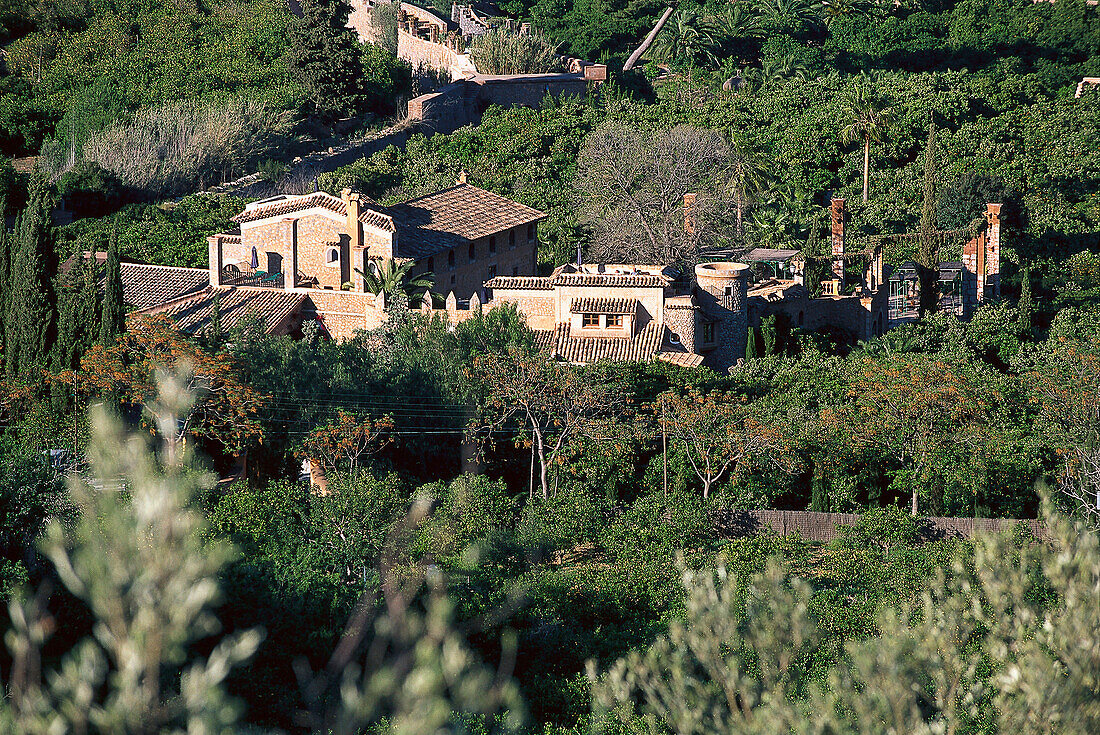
[[711, 509, 1044, 543]]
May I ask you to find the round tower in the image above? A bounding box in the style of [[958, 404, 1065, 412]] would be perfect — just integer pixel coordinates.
[[694, 262, 749, 372]]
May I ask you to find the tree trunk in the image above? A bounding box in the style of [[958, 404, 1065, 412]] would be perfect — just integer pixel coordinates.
[[533, 427, 550, 500], [735, 189, 745, 240], [862, 135, 870, 203], [911, 485, 918, 517], [623, 6, 675, 71], [702, 478, 711, 499]]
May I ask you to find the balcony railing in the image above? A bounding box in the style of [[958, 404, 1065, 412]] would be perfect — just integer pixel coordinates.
[[221, 266, 284, 289]]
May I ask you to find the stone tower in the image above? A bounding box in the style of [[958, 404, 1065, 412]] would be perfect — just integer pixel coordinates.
[[694, 262, 749, 373]]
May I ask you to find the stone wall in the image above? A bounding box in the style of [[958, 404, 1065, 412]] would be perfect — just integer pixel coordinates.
[[712, 508, 1045, 543], [398, 30, 477, 80], [240, 213, 351, 290], [489, 290, 557, 330], [663, 303, 699, 354], [302, 290, 386, 341]]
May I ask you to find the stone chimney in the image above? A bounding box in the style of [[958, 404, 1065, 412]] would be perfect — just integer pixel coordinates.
[[341, 189, 362, 251], [963, 203, 1002, 307], [208, 235, 224, 287], [683, 192, 697, 236], [830, 197, 845, 286], [984, 203, 1001, 300], [457, 170, 468, 185]]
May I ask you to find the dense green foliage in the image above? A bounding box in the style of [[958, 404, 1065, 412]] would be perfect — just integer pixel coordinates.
[[1, 0, 1100, 731]]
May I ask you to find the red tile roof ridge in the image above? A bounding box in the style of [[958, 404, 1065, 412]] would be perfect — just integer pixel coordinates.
[[231, 192, 347, 224]]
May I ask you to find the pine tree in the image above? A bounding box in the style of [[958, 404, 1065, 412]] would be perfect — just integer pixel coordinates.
[[288, 0, 366, 119], [6, 186, 58, 382], [99, 221, 124, 346], [917, 114, 939, 316]]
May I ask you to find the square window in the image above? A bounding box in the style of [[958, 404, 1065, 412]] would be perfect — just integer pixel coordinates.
[[512, 266, 519, 276], [582, 313, 599, 328], [607, 314, 623, 328], [488, 265, 497, 279], [703, 322, 716, 343]]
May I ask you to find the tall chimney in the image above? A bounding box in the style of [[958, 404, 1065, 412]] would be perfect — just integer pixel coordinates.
[[984, 203, 1001, 300], [341, 188, 362, 252], [683, 192, 697, 236], [830, 197, 846, 286], [208, 235, 224, 287], [457, 170, 468, 185]]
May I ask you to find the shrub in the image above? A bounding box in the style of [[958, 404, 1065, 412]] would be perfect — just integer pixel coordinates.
[[82, 98, 293, 197], [469, 30, 564, 75], [56, 160, 127, 217]]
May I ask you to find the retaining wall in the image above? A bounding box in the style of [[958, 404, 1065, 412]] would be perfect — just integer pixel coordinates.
[[711, 508, 1045, 543]]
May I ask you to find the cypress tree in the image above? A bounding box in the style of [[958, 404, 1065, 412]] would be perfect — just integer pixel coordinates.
[[52, 251, 100, 374], [917, 115, 939, 316], [761, 314, 777, 356], [0, 196, 10, 355], [99, 221, 124, 345], [1018, 266, 1033, 336], [6, 186, 58, 382], [745, 326, 758, 361]]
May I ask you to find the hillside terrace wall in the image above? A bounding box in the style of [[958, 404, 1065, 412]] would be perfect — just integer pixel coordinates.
[[712, 508, 1045, 543], [398, 29, 477, 80]]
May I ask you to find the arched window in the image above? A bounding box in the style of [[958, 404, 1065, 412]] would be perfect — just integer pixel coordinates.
[[509, 230, 516, 249], [527, 224, 536, 241], [489, 236, 497, 254], [468, 243, 476, 263], [427, 256, 434, 272], [326, 247, 339, 265], [447, 250, 455, 269]]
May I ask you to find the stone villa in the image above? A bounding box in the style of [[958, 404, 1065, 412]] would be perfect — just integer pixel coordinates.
[[113, 184, 1005, 373], [122, 180, 545, 340]]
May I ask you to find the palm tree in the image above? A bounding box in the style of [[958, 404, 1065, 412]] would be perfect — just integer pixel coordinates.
[[650, 9, 719, 66], [743, 53, 810, 92], [624, 6, 676, 71], [726, 135, 770, 240], [839, 85, 890, 203], [753, 0, 825, 35], [357, 258, 434, 308]]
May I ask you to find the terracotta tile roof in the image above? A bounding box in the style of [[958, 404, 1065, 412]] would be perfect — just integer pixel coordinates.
[[550, 322, 665, 363], [359, 207, 396, 232], [657, 351, 705, 368], [231, 192, 347, 224], [532, 329, 557, 353], [569, 297, 636, 315], [116, 264, 210, 311], [134, 287, 305, 335], [553, 273, 668, 288], [485, 276, 554, 290], [388, 184, 546, 260]]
